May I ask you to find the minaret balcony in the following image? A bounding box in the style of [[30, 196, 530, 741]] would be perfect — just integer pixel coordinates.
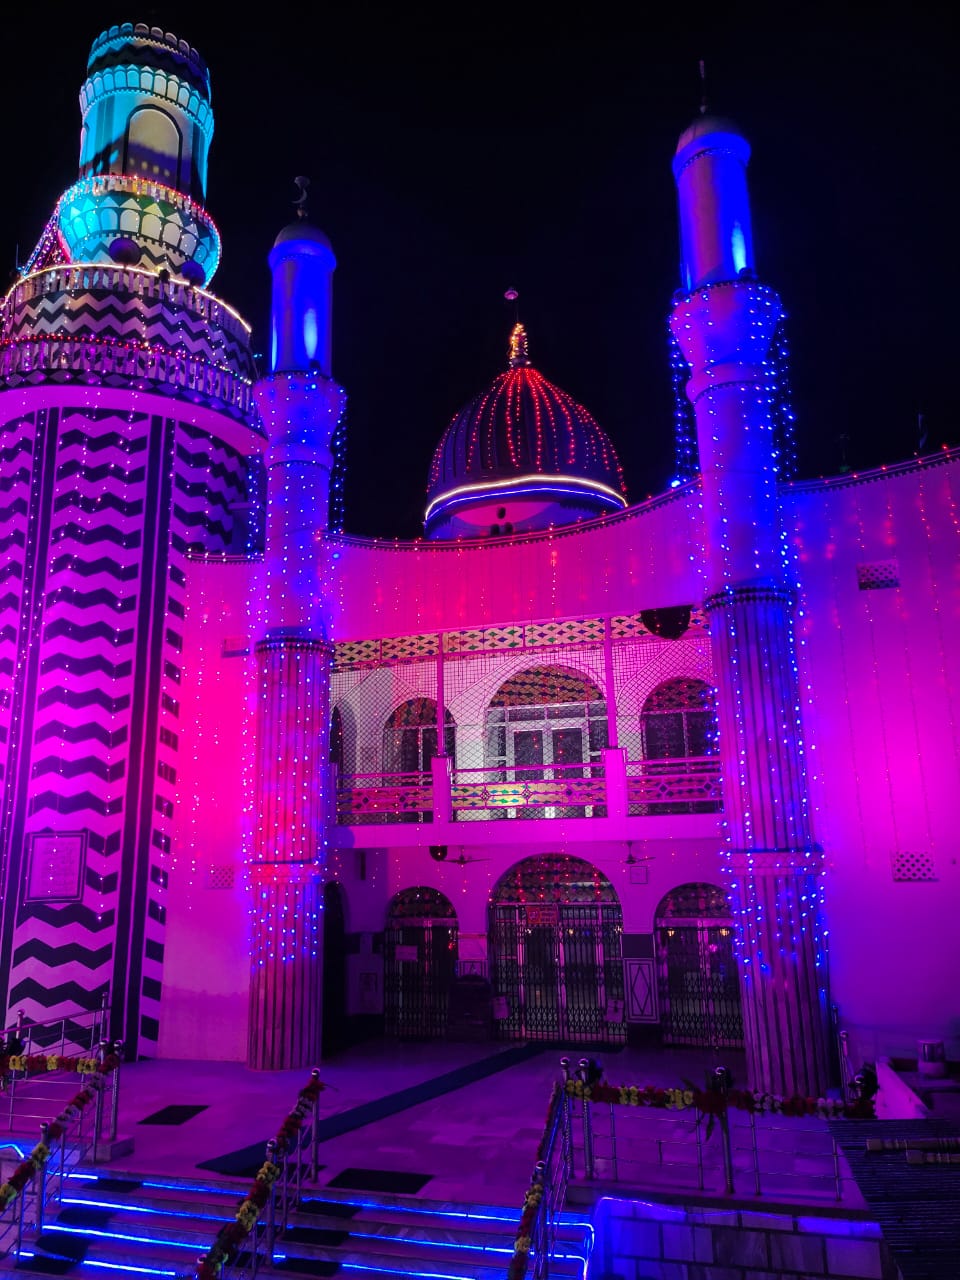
[[0, 263, 258, 424]]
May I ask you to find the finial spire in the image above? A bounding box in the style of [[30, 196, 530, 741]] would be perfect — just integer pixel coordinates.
[[508, 321, 530, 368], [293, 175, 310, 220], [698, 59, 708, 114]]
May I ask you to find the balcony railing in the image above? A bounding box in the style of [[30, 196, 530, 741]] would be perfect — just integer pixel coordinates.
[[452, 763, 605, 820], [335, 754, 722, 825]]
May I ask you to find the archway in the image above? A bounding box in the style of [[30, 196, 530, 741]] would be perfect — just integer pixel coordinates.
[[654, 882, 743, 1050], [489, 854, 625, 1044], [384, 886, 458, 1039], [322, 881, 348, 1056]]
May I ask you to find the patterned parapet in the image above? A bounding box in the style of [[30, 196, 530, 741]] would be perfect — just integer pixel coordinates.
[[0, 265, 257, 424]]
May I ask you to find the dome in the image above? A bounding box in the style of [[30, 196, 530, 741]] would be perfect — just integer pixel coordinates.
[[425, 324, 627, 540], [272, 220, 333, 253]]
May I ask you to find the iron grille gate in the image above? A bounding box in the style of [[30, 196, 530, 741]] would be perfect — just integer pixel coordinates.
[[656, 919, 743, 1049], [490, 902, 626, 1044], [384, 914, 458, 1039]]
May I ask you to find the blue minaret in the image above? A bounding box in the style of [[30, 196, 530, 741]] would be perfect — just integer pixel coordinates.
[[670, 113, 829, 1095], [247, 212, 346, 1069]]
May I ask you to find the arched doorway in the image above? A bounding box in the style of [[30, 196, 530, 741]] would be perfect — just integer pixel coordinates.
[[322, 882, 348, 1056], [384, 887, 458, 1039], [655, 882, 743, 1050], [489, 855, 625, 1044]]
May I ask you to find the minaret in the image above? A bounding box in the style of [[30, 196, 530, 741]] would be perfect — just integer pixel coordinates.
[[247, 211, 346, 1069], [669, 113, 830, 1094], [0, 24, 258, 1058]]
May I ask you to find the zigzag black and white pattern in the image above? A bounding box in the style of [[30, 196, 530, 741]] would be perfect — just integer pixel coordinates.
[[11, 290, 256, 382], [0, 414, 34, 791], [175, 425, 250, 555], [5, 405, 152, 1042]]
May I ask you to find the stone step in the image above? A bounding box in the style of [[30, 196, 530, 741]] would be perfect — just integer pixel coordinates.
[[2, 1174, 589, 1280]]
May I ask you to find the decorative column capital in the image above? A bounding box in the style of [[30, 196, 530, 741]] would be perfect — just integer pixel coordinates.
[[704, 580, 795, 613]]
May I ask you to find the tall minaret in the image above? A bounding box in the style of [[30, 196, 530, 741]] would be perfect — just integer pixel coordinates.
[[0, 24, 259, 1059], [247, 213, 346, 1069], [669, 113, 830, 1094]]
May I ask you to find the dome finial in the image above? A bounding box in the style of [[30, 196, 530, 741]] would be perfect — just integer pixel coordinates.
[[293, 175, 310, 219], [508, 321, 530, 368], [698, 59, 708, 114]]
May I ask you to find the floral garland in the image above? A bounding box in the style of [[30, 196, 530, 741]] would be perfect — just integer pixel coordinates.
[[195, 1074, 324, 1280], [563, 1076, 875, 1120], [506, 1083, 561, 1280], [0, 1065, 116, 1212], [505, 1070, 876, 1279], [195, 1160, 281, 1279], [1, 1052, 111, 1077]]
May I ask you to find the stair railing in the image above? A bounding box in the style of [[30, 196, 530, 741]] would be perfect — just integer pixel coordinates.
[[0, 1040, 121, 1263], [506, 1061, 574, 1280], [3, 996, 113, 1133], [195, 1069, 324, 1279]]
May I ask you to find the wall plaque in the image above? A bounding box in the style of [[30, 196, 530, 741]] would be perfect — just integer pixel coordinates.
[[25, 832, 87, 903]]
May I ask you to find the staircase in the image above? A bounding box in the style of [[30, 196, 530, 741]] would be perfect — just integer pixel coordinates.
[[4, 1167, 593, 1279]]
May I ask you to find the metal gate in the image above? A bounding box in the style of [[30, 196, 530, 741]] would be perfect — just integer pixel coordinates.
[[655, 883, 743, 1050], [384, 887, 458, 1039], [490, 855, 626, 1045]]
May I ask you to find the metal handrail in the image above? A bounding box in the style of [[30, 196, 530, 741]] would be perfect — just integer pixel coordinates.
[[0, 1042, 121, 1263], [3, 999, 116, 1135], [196, 1069, 323, 1279]]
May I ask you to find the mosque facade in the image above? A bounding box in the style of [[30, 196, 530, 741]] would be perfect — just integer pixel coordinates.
[[0, 23, 957, 1096]]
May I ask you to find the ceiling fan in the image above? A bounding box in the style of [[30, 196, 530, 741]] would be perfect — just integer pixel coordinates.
[[429, 844, 489, 866]]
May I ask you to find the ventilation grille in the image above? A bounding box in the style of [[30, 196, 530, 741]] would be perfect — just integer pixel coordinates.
[[206, 864, 236, 890], [891, 850, 936, 882], [857, 560, 900, 591]]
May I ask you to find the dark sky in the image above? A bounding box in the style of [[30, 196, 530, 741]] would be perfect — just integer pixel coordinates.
[[1, 4, 955, 538]]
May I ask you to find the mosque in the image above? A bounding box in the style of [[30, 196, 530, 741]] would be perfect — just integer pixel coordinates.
[[0, 22, 956, 1099]]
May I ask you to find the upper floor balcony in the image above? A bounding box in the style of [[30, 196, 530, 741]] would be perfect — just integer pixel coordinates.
[[333, 749, 723, 846]]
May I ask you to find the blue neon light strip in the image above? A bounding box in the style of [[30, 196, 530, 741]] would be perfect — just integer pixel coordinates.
[[63, 1195, 225, 1222], [44, 1224, 200, 1250]]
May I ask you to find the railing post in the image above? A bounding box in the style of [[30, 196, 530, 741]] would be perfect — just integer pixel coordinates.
[[264, 1139, 278, 1272], [109, 1041, 122, 1143], [708, 1065, 735, 1195], [96, 992, 109, 1050], [578, 1059, 595, 1181], [35, 1123, 50, 1238], [93, 1041, 107, 1149], [310, 1067, 321, 1182], [532, 1159, 547, 1280], [559, 1057, 574, 1180]]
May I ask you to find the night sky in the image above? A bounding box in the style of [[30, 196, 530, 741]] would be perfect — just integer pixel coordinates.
[[1, 5, 955, 538]]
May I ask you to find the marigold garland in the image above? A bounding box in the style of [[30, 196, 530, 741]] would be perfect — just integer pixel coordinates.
[[0, 1052, 114, 1077], [0, 1059, 118, 1214], [195, 1074, 324, 1279], [562, 1076, 875, 1120], [505, 1069, 876, 1279]]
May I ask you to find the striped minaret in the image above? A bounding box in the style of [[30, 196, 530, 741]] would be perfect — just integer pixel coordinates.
[[669, 112, 830, 1094], [0, 24, 260, 1057], [247, 215, 346, 1069]]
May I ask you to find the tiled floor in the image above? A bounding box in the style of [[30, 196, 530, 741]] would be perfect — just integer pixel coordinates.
[[6, 1039, 867, 1213]]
